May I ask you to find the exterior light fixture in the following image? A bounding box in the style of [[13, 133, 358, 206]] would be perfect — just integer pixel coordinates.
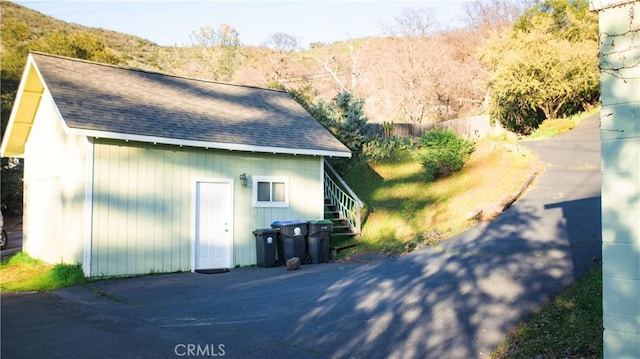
[[239, 173, 248, 187]]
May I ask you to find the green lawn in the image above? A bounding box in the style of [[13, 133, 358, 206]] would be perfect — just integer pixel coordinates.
[[492, 263, 603, 358], [0, 252, 85, 292], [341, 136, 542, 253], [527, 106, 600, 140]]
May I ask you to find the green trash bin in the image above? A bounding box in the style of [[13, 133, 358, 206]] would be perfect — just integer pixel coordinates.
[[308, 220, 333, 264]]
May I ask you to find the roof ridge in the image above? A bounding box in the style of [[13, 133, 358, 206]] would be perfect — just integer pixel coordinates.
[[5, 51, 350, 158], [29, 51, 287, 94]]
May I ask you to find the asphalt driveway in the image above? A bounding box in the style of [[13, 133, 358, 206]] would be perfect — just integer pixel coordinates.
[[1, 115, 601, 359]]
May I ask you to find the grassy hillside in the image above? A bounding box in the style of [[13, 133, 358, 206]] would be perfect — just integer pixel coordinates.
[[0, 1, 490, 124], [341, 135, 543, 253], [0, 1, 160, 63]]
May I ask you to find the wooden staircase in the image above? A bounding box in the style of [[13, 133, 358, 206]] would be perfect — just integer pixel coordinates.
[[323, 160, 363, 256], [324, 199, 358, 239], [324, 198, 358, 256]]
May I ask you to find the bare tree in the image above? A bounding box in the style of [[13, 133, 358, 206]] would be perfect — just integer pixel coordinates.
[[259, 33, 300, 83], [383, 7, 438, 37], [380, 8, 440, 123], [310, 39, 361, 96], [463, 0, 533, 32], [188, 24, 244, 82], [190, 23, 240, 48], [375, 7, 487, 123], [263, 32, 299, 52]]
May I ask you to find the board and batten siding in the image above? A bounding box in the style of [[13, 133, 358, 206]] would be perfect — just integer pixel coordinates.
[[594, 1, 640, 357], [22, 88, 89, 267], [90, 139, 324, 276]]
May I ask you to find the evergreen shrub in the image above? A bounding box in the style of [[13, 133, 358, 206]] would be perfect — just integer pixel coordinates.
[[418, 129, 475, 182]]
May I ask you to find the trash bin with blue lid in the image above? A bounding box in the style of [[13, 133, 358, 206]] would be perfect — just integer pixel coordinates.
[[271, 220, 309, 264], [308, 219, 333, 264], [253, 228, 279, 267]]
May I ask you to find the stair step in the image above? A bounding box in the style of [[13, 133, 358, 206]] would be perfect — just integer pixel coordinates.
[[330, 232, 358, 238], [329, 243, 357, 258], [324, 199, 358, 236], [327, 217, 348, 222], [325, 215, 347, 222]]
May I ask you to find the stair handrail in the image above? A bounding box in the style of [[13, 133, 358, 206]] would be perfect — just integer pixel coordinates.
[[324, 159, 363, 234]]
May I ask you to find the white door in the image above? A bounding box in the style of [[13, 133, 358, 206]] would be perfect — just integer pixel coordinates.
[[195, 180, 233, 270]]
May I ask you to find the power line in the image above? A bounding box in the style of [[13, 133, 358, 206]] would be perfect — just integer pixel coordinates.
[[27, 3, 161, 17]]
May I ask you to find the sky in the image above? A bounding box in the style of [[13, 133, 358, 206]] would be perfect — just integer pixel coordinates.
[[13, 1, 471, 48]]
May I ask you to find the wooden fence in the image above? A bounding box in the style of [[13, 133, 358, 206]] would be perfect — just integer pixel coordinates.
[[370, 115, 498, 139]]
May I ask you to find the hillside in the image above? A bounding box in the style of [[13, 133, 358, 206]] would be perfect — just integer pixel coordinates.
[[0, 0, 489, 125], [148, 32, 490, 124], [0, 1, 160, 63]]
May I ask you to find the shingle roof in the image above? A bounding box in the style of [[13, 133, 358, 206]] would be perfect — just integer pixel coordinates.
[[30, 52, 351, 157]]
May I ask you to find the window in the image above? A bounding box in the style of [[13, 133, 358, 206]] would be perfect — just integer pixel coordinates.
[[253, 176, 289, 207]]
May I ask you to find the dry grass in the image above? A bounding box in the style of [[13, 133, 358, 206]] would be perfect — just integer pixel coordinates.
[[1, 253, 54, 291], [528, 118, 577, 139], [343, 137, 543, 252]]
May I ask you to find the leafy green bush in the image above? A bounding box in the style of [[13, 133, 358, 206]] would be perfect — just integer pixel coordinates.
[[418, 129, 475, 182], [284, 88, 376, 154], [480, 0, 599, 135], [1, 158, 23, 213], [319, 92, 376, 152], [51, 263, 86, 287], [489, 96, 545, 135], [362, 135, 415, 163]]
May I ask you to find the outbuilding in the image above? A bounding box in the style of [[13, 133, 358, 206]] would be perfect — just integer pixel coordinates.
[[590, 1, 640, 357], [0, 52, 351, 277]]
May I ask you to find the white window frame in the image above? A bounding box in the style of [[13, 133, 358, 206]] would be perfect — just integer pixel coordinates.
[[252, 176, 289, 208]]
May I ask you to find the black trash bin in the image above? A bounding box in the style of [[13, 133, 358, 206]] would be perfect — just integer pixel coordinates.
[[271, 220, 309, 264], [308, 220, 333, 264], [253, 228, 278, 267]]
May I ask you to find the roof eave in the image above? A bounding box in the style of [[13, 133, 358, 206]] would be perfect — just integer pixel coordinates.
[[0, 54, 45, 158], [72, 128, 352, 158]]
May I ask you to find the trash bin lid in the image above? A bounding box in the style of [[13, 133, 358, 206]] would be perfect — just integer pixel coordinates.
[[271, 220, 309, 226], [253, 228, 278, 235], [309, 219, 333, 225]]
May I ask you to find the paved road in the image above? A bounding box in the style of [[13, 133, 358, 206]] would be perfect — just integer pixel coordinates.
[[1, 116, 601, 359], [1, 231, 23, 260]]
